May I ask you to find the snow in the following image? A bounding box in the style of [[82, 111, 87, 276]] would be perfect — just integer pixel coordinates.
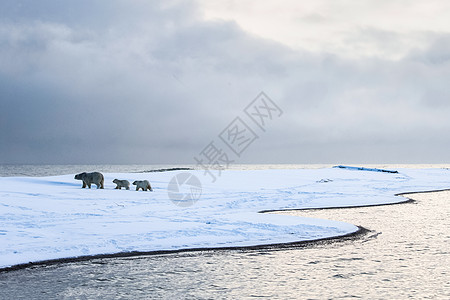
[[1, 167, 449, 269]]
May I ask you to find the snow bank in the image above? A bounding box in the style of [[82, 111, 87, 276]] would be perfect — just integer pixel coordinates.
[[1, 168, 449, 269]]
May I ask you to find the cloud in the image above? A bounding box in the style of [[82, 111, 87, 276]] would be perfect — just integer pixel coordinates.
[[0, 0, 450, 164], [0, 0, 283, 163], [199, 0, 450, 59]]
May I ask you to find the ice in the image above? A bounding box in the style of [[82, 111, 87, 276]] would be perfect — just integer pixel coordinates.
[[1, 167, 449, 269], [333, 165, 399, 173]]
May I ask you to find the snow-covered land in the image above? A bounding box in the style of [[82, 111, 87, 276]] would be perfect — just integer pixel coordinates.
[[1, 167, 449, 269]]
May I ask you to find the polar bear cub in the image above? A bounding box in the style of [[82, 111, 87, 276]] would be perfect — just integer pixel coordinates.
[[113, 179, 130, 190], [132, 180, 153, 191]]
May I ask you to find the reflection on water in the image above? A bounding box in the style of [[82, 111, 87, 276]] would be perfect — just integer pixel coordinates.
[[0, 191, 448, 299]]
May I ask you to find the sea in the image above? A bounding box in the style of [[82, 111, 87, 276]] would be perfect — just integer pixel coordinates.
[[0, 164, 449, 299]]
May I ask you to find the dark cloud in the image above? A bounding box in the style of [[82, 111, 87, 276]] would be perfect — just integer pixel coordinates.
[[1, 0, 450, 164]]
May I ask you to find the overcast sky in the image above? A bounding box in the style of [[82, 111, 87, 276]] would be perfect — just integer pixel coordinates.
[[1, 0, 450, 164]]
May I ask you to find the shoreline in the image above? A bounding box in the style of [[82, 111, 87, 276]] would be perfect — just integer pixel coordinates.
[[0, 226, 369, 274], [1, 188, 447, 274], [259, 198, 415, 213]]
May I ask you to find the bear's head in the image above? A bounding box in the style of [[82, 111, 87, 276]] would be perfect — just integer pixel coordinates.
[[74, 172, 86, 180]]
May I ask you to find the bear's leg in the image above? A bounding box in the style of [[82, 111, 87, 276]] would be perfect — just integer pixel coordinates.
[[126, 187, 130, 190], [87, 182, 91, 189], [115, 186, 119, 189], [136, 186, 139, 191], [82, 182, 86, 188], [100, 179, 104, 189]]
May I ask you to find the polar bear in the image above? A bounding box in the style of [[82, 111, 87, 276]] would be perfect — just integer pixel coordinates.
[[113, 179, 130, 190], [74, 172, 104, 189], [132, 180, 152, 191]]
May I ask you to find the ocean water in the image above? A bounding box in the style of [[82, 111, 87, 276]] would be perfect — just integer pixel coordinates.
[[2, 163, 450, 177], [0, 164, 196, 177], [0, 164, 449, 299]]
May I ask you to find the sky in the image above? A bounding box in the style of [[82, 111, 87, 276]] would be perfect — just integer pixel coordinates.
[[1, 0, 450, 164]]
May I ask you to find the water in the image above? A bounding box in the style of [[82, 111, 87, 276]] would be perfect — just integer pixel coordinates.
[[2, 163, 449, 177], [0, 164, 196, 177], [0, 165, 449, 299]]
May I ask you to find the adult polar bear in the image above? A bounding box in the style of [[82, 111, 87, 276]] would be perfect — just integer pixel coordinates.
[[74, 172, 104, 189]]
